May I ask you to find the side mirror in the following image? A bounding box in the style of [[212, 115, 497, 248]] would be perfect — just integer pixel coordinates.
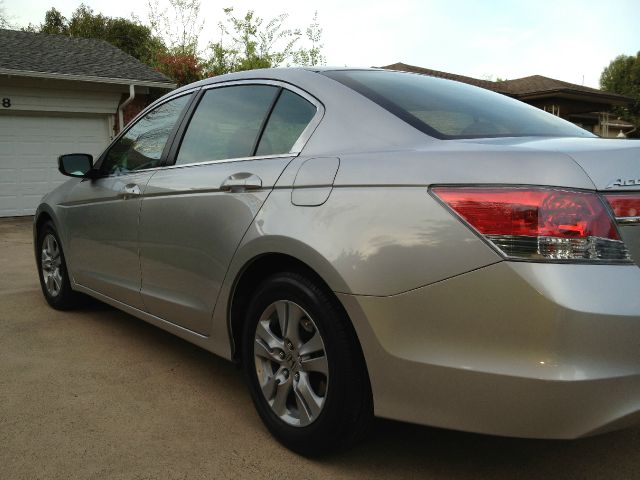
[[58, 154, 94, 178]]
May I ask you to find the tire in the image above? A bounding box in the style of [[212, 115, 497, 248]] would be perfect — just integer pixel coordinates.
[[242, 271, 373, 456], [36, 220, 82, 310]]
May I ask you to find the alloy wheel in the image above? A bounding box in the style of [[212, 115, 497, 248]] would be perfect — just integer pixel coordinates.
[[253, 300, 329, 427], [41, 233, 63, 297]]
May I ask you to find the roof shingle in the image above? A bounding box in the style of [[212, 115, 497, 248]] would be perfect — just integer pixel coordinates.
[[0, 28, 173, 86]]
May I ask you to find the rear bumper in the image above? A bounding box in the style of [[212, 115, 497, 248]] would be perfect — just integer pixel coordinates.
[[338, 261, 640, 439]]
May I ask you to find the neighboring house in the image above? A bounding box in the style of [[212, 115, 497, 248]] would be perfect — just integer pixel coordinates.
[[0, 29, 175, 217], [383, 62, 636, 139]]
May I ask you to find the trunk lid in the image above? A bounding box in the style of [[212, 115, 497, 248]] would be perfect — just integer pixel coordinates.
[[460, 136, 640, 264], [459, 136, 640, 191]]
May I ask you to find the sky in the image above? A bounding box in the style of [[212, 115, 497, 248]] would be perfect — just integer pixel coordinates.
[[3, 0, 639, 88]]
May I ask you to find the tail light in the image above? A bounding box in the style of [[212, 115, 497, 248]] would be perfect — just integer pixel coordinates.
[[604, 193, 640, 224], [432, 187, 630, 262]]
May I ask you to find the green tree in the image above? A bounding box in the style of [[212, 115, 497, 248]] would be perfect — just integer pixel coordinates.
[[293, 12, 325, 67], [39, 7, 67, 34], [600, 52, 640, 129], [28, 4, 165, 65], [205, 8, 325, 76]]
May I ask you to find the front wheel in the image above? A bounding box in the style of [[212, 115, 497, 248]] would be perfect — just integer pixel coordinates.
[[242, 272, 373, 456], [36, 221, 82, 309]]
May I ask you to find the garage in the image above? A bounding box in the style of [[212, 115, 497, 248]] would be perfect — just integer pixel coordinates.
[[0, 28, 175, 217], [0, 114, 110, 216]]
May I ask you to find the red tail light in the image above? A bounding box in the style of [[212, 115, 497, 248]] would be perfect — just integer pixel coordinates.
[[604, 193, 640, 223], [432, 187, 630, 262]]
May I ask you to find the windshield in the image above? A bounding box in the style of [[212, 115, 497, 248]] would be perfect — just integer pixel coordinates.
[[322, 70, 595, 140]]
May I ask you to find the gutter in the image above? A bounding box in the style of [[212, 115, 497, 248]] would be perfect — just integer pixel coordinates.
[[0, 67, 176, 89], [117, 84, 135, 132]]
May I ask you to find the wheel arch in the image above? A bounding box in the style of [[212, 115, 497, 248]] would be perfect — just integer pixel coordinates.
[[225, 245, 358, 365], [33, 206, 60, 256]]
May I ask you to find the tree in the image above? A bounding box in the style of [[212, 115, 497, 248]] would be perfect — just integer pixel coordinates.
[[146, 0, 206, 86], [38, 7, 67, 34], [600, 52, 640, 129], [154, 51, 202, 86], [27, 4, 164, 65], [206, 8, 294, 75], [23, 3, 326, 86], [293, 12, 325, 67], [147, 0, 203, 55], [1, 0, 13, 28], [205, 8, 325, 76]]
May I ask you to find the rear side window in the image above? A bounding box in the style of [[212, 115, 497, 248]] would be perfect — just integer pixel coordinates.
[[100, 93, 191, 175], [322, 70, 594, 139], [176, 85, 278, 164], [256, 90, 317, 156]]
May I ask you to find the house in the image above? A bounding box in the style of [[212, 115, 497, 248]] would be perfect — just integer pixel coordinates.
[[0, 29, 175, 217], [383, 62, 636, 139]]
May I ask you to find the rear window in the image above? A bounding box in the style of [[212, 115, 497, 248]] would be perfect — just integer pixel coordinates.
[[322, 70, 594, 140]]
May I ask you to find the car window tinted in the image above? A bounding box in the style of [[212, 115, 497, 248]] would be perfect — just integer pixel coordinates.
[[322, 70, 594, 139], [100, 94, 192, 175], [176, 85, 279, 165], [256, 90, 317, 156]]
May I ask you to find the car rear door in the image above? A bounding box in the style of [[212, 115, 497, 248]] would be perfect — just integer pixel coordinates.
[[138, 81, 322, 335]]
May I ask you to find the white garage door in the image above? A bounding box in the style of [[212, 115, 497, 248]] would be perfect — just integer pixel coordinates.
[[0, 114, 110, 217]]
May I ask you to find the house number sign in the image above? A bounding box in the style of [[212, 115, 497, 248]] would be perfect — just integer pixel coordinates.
[[1, 98, 11, 108]]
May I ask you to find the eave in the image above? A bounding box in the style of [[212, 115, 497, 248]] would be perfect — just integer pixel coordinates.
[[0, 68, 176, 89]]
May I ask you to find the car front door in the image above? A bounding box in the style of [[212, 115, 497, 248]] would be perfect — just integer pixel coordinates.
[[63, 92, 194, 309], [138, 82, 321, 335]]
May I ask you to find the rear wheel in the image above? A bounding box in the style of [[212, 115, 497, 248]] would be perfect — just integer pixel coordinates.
[[242, 272, 373, 456], [37, 221, 81, 309]]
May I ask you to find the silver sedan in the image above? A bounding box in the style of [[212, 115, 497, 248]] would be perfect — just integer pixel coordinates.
[[35, 68, 640, 455]]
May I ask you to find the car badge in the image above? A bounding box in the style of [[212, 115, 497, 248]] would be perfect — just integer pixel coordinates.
[[605, 178, 640, 189]]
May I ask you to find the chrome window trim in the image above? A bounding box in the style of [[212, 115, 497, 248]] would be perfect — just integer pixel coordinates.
[[84, 154, 295, 180], [157, 153, 295, 171]]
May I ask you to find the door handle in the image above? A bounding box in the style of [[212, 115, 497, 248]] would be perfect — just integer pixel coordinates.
[[120, 183, 141, 199], [220, 173, 262, 193]]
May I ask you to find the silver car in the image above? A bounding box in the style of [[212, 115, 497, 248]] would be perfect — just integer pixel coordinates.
[[35, 68, 640, 455]]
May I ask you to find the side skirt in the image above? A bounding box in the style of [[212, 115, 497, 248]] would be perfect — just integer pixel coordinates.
[[73, 283, 233, 361]]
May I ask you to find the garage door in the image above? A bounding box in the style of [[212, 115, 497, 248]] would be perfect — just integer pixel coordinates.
[[0, 114, 110, 217]]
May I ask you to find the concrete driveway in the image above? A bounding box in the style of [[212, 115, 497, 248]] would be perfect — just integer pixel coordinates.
[[2, 216, 640, 480]]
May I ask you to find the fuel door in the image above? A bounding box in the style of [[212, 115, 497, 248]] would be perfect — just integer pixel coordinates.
[[291, 157, 340, 206]]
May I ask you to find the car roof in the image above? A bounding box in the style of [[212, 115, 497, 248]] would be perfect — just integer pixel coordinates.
[[169, 67, 383, 96]]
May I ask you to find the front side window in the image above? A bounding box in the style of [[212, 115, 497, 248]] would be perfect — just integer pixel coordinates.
[[100, 94, 192, 175], [175, 85, 279, 165]]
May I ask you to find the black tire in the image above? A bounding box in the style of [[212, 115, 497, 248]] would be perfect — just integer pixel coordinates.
[[36, 220, 82, 310], [242, 271, 373, 456]]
